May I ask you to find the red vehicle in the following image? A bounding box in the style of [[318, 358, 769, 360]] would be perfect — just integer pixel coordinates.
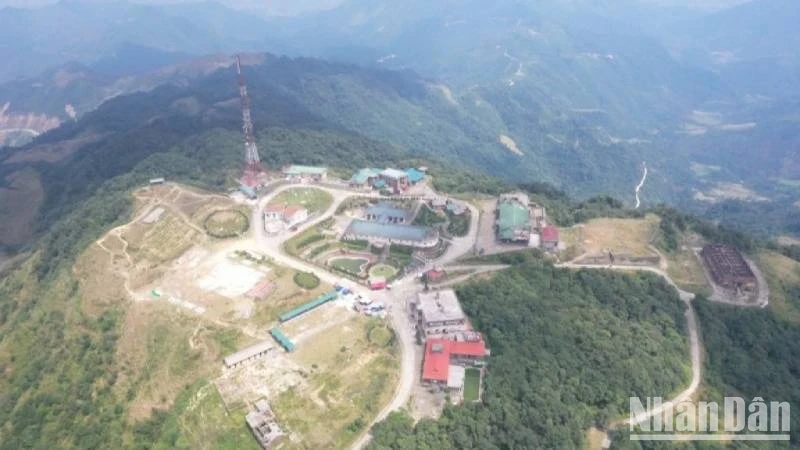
[[368, 278, 387, 290]]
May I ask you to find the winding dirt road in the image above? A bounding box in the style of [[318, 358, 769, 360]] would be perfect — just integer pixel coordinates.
[[557, 261, 702, 433], [634, 162, 648, 209]]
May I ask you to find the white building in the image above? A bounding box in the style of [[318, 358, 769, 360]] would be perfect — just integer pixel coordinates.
[[264, 204, 309, 229]]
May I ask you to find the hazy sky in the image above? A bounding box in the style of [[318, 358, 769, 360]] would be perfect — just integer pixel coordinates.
[[0, 0, 751, 14], [0, 0, 344, 15]]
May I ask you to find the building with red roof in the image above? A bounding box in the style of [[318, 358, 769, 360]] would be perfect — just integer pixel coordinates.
[[421, 337, 490, 385], [541, 225, 560, 251], [263, 204, 308, 228]]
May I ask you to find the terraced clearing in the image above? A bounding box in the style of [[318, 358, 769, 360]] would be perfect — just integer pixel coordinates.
[[79, 183, 399, 449]]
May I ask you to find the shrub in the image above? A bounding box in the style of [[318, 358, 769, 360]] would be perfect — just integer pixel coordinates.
[[293, 271, 320, 289]]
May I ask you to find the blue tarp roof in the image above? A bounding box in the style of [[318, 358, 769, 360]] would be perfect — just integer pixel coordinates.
[[405, 168, 425, 183]]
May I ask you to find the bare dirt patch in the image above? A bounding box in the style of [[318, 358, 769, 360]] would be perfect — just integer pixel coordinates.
[[585, 426, 609, 450], [777, 235, 800, 246], [499, 134, 523, 155], [693, 183, 769, 203], [568, 215, 660, 263]]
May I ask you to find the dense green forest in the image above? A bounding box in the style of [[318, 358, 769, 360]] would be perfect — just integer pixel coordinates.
[[368, 262, 689, 449], [611, 296, 800, 449]]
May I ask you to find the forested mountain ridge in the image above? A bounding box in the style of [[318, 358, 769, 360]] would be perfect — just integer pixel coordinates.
[[269, 0, 800, 238], [1, 53, 665, 252], [3, 0, 800, 238]]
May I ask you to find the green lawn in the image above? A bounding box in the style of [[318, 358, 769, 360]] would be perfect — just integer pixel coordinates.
[[330, 257, 368, 274], [369, 264, 398, 279], [463, 368, 481, 402], [268, 188, 333, 213]]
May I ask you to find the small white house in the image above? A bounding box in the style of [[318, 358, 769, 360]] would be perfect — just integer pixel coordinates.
[[264, 204, 308, 228]]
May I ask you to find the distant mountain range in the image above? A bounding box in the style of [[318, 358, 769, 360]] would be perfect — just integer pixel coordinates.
[[1, 0, 798, 238]]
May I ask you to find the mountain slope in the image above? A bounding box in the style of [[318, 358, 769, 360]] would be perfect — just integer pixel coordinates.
[[667, 0, 800, 96], [1, 52, 662, 254]]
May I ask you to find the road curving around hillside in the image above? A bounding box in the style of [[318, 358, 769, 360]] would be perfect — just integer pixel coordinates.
[[556, 261, 702, 438], [254, 182, 708, 447]]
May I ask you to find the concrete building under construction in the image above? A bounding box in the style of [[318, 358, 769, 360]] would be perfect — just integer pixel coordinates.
[[411, 289, 470, 341], [701, 244, 756, 291], [246, 399, 286, 449]]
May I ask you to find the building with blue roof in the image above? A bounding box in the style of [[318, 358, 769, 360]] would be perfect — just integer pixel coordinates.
[[344, 219, 439, 248], [364, 202, 412, 224]]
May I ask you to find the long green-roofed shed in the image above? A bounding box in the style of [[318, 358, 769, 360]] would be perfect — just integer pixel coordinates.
[[283, 165, 328, 176], [270, 327, 296, 352], [278, 290, 338, 322]]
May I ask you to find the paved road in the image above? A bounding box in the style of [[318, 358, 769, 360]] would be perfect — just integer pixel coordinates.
[[246, 182, 486, 450], [248, 184, 426, 450], [437, 200, 481, 266]]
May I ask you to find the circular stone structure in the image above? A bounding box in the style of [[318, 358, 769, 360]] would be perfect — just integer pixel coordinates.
[[369, 264, 398, 279], [204, 210, 249, 238]]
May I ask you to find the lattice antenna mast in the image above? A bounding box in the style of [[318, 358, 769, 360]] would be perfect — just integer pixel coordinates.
[[236, 55, 262, 174]]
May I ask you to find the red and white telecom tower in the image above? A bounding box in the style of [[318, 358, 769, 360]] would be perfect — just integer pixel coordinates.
[[235, 55, 264, 188]]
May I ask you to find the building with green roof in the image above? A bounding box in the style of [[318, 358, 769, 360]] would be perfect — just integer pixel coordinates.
[[349, 168, 382, 186], [282, 165, 328, 181], [496, 201, 531, 243]]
